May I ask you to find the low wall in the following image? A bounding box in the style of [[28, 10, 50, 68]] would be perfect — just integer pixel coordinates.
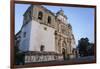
[[24, 51, 63, 63]]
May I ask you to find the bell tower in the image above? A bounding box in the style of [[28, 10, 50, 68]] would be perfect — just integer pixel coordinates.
[[56, 9, 68, 24]]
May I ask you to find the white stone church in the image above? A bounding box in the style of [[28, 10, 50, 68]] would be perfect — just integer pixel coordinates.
[[15, 5, 77, 63]]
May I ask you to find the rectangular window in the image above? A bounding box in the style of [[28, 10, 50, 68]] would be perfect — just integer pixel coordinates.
[[23, 32, 26, 38], [40, 45, 45, 51]]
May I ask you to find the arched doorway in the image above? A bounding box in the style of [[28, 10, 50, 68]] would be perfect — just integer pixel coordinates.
[[62, 40, 67, 60], [62, 48, 66, 60]]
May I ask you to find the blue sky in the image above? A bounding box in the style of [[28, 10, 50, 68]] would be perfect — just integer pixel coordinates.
[[15, 4, 95, 45]]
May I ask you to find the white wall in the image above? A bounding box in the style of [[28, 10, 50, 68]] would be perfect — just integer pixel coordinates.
[[40, 24, 55, 52], [29, 20, 41, 51], [20, 21, 32, 51], [29, 20, 55, 52]]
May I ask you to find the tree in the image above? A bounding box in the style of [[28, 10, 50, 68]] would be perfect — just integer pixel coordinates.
[[78, 38, 89, 56], [87, 43, 94, 56], [14, 40, 25, 65]]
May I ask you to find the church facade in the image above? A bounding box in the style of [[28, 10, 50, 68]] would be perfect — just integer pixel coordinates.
[[15, 5, 77, 63]]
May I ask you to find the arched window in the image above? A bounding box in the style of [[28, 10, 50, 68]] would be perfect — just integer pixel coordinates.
[[38, 11, 43, 20], [48, 16, 51, 23], [40, 45, 45, 51]]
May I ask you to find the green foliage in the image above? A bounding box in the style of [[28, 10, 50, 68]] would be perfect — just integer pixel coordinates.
[[78, 37, 94, 57]]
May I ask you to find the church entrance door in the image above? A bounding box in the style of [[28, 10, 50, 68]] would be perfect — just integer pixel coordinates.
[[62, 48, 66, 60]]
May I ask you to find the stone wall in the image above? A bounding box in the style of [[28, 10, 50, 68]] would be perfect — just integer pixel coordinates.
[[24, 51, 63, 63]]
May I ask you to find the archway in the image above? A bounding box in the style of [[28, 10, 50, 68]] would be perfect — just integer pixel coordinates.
[[62, 48, 66, 60]]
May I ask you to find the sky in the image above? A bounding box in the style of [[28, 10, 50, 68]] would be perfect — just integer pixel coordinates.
[[15, 4, 95, 45]]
